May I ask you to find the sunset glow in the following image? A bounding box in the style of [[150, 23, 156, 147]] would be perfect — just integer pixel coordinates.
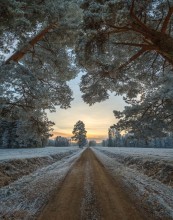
[[48, 73, 125, 142], [51, 131, 107, 142]]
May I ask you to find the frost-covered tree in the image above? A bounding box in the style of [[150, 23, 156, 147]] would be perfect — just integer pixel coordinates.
[[113, 78, 173, 138], [0, 0, 82, 112], [55, 136, 70, 147], [2, 0, 173, 143], [0, 0, 84, 108], [89, 140, 96, 146], [15, 111, 54, 148], [77, 0, 173, 137], [107, 127, 122, 147], [47, 139, 55, 146], [78, 0, 173, 76], [102, 140, 107, 147], [108, 128, 113, 147], [0, 0, 83, 58], [0, 61, 68, 147], [0, 109, 54, 148], [72, 120, 87, 147], [0, 0, 83, 147]]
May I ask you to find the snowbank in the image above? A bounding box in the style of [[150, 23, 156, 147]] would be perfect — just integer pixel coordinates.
[[95, 147, 173, 161], [95, 147, 173, 187], [0, 147, 79, 188], [0, 146, 79, 161]]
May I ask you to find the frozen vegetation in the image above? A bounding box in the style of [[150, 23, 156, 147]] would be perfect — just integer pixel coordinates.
[[0, 148, 83, 219], [0, 146, 79, 188], [94, 147, 173, 186], [93, 147, 173, 219], [95, 147, 173, 161], [0, 146, 79, 161], [0, 146, 173, 219]]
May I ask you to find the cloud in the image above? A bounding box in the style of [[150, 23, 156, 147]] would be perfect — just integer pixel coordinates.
[[51, 130, 107, 142], [51, 131, 72, 139]]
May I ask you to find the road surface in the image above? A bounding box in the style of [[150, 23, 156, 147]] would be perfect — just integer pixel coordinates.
[[38, 148, 145, 220]]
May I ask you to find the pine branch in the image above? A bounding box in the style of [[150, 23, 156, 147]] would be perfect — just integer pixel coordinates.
[[130, 0, 149, 32], [112, 42, 149, 48], [161, 6, 173, 33], [5, 23, 58, 64], [117, 49, 145, 71]]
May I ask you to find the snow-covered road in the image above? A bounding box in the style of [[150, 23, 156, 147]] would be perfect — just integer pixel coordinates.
[[0, 146, 173, 220]]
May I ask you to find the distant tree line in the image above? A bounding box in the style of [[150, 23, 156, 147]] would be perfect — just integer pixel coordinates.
[[47, 136, 70, 147], [88, 140, 97, 147], [39, 131, 89, 148], [102, 127, 173, 148], [55, 136, 70, 147]]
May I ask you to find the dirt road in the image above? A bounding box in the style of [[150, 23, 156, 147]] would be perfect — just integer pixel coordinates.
[[38, 148, 145, 220]]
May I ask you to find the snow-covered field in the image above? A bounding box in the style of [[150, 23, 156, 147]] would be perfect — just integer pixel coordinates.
[[1, 146, 173, 219], [95, 146, 173, 161], [93, 147, 173, 219], [0, 146, 80, 188], [94, 147, 173, 186], [0, 148, 84, 219], [0, 146, 79, 161]]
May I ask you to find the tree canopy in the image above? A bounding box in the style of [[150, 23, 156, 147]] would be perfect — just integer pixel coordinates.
[[0, 0, 83, 147], [77, 0, 173, 138], [1, 0, 173, 146]]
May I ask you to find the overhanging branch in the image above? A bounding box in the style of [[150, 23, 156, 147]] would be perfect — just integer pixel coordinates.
[[5, 23, 58, 64], [161, 6, 173, 33]]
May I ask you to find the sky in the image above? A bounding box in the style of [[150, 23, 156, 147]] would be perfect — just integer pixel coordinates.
[[47, 72, 126, 142], [3, 47, 126, 143]]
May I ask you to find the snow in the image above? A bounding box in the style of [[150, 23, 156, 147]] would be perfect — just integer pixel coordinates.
[[0, 149, 84, 219], [93, 146, 173, 187], [0, 146, 79, 161], [92, 147, 173, 219], [1, 146, 172, 219], [94, 147, 173, 161]]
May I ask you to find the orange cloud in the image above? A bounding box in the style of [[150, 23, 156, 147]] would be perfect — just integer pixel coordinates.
[[51, 131, 107, 142], [51, 131, 72, 139]]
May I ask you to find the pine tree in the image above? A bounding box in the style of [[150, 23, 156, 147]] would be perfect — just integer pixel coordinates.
[[0, 0, 83, 148], [72, 120, 87, 148], [77, 0, 173, 137], [108, 128, 113, 147], [0, 110, 54, 148]]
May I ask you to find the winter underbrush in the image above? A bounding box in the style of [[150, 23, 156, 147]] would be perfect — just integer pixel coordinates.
[[0, 147, 79, 188], [94, 147, 173, 187], [0, 148, 83, 219]]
